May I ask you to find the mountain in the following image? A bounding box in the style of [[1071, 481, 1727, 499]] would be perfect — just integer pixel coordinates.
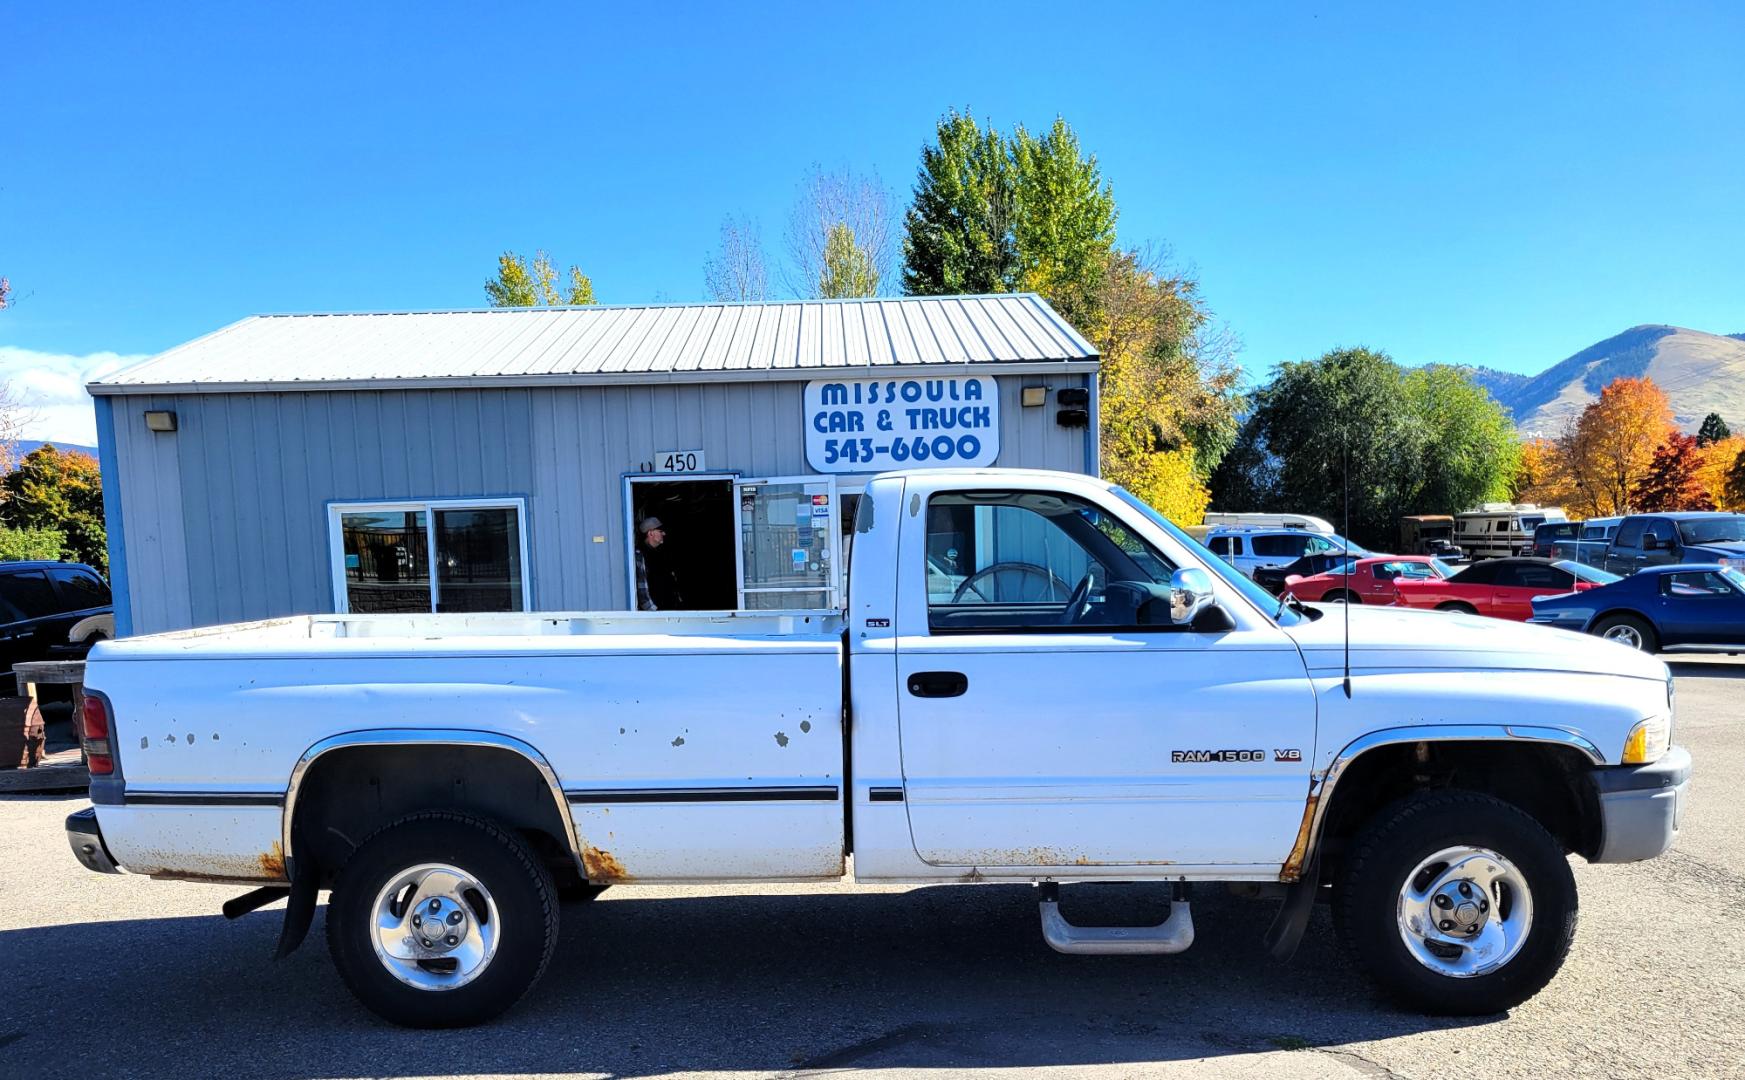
[[14, 439, 99, 459], [1483, 326, 1745, 437]]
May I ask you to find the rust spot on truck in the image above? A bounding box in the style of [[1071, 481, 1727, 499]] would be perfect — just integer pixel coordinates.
[[1279, 789, 1320, 883], [581, 844, 632, 882], [259, 841, 287, 880]]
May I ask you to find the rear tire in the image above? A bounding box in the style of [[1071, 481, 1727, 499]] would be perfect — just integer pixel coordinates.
[[1436, 602, 1478, 615], [1322, 590, 1361, 604], [1592, 613, 1658, 653], [1335, 792, 1576, 1015], [326, 811, 559, 1028]]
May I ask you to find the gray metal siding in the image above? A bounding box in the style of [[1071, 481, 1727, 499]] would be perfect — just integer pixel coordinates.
[[109, 373, 1093, 634]]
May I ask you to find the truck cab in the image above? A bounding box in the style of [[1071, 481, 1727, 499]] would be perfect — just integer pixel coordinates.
[[1602, 512, 1745, 575]]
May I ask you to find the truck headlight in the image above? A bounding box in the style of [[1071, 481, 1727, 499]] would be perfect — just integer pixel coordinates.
[[1623, 715, 1671, 765]]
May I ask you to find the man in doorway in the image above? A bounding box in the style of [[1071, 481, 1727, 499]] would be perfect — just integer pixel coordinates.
[[635, 516, 680, 611]]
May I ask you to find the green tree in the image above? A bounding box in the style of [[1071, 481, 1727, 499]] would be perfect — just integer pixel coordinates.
[[0, 526, 65, 561], [817, 222, 881, 298], [1009, 116, 1117, 319], [1697, 412, 1732, 446], [901, 110, 1019, 295], [1211, 352, 1521, 546], [484, 250, 596, 307], [1210, 348, 1427, 547], [1402, 365, 1521, 514], [1, 445, 106, 570], [786, 168, 894, 298]]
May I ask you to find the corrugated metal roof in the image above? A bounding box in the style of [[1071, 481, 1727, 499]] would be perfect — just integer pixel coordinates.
[[90, 294, 1099, 395]]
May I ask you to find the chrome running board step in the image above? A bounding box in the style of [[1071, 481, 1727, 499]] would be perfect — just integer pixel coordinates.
[[1037, 882, 1195, 955]]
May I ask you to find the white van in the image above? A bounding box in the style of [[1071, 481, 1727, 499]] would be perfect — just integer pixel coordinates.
[[1454, 503, 1568, 560], [1201, 511, 1335, 534]]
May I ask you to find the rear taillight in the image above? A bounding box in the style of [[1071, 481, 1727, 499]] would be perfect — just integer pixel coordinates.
[[79, 694, 113, 776]]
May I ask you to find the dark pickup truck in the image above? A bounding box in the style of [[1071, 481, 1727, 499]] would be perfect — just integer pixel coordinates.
[[1597, 513, 1745, 576]]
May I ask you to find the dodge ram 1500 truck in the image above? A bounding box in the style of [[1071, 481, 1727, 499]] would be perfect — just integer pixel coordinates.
[[65, 468, 1690, 1028]]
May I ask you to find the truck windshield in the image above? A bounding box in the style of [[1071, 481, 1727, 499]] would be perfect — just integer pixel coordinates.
[[1679, 516, 1745, 545], [1110, 486, 1302, 626]]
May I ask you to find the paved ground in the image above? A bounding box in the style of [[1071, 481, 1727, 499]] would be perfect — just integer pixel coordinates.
[[2, 657, 1740, 1080]]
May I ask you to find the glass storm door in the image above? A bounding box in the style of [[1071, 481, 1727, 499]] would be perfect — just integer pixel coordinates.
[[734, 476, 840, 610]]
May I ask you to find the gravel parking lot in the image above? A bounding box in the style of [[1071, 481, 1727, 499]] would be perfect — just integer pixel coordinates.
[[2, 656, 1740, 1080]]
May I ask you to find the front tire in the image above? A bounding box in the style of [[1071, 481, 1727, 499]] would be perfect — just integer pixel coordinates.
[[326, 811, 559, 1028], [1592, 613, 1658, 653], [1336, 792, 1577, 1015]]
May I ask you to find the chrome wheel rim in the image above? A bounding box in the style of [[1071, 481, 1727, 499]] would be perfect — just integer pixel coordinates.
[[1602, 624, 1644, 649], [1396, 845, 1533, 978], [369, 862, 500, 992]]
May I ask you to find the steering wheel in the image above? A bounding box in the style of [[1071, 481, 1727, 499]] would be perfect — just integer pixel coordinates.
[[1058, 568, 1096, 625], [951, 562, 1070, 604]]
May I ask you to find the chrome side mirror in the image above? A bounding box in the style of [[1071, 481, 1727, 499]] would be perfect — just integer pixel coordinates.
[[1169, 567, 1216, 625]]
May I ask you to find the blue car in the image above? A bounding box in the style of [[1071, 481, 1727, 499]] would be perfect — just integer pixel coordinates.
[[1529, 563, 1745, 653]]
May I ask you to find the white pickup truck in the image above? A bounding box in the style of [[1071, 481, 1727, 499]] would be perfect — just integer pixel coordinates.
[[65, 468, 1690, 1028]]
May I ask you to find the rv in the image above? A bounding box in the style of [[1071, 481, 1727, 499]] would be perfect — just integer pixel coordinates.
[[1201, 511, 1334, 534], [1454, 503, 1567, 560]]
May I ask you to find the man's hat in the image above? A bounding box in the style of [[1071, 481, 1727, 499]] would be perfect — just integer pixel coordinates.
[[638, 516, 664, 534]]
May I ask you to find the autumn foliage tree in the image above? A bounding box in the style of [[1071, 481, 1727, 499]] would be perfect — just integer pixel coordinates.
[[1, 445, 106, 570], [1632, 432, 1713, 511], [1512, 437, 1575, 506], [1695, 436, 1745, 511], [1557, 377, 1676, 516]]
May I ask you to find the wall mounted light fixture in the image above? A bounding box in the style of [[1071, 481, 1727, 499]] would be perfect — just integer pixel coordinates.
[[143, 410, 178, 432]]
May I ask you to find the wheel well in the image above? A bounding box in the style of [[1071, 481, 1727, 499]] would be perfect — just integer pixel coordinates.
[[1314, 741, 1601, 884], [1588, 608, 1648, 630], [288, 745, 578, 889]]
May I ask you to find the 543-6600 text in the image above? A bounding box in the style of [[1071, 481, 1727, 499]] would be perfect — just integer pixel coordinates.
[[821, 434, 985, 467]]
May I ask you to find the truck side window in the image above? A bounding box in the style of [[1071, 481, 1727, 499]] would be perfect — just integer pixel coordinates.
[[1645, 519, 1678, 549], [1208, 536, 1230, 556], [0, 571, 62, 621], [50, 567, 110, 608], [926, 491, 1177, 633], [1613, 518, 1647, 548]]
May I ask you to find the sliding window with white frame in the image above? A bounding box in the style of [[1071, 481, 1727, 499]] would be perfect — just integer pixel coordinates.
[[328, 498, 531, 614]]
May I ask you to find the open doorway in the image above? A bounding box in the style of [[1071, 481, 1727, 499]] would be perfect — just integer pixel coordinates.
[[627, 478, 736, 610]]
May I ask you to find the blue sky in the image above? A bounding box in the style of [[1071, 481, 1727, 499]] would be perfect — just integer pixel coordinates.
[[3, 1, 1743, 443]]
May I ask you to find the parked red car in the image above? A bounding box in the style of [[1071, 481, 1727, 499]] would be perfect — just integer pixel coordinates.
[[1284, 555, 1450, 604], [1391, 557, 1617, 621]]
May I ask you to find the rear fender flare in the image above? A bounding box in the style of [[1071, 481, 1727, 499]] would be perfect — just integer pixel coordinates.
[[280, 729, 580, 877]]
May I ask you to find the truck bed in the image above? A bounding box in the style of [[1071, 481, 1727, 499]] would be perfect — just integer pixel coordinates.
[[84, 609, 848, 885]]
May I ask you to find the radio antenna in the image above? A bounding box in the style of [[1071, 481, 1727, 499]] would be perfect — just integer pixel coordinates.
[[1342, 430, 1353, 699]]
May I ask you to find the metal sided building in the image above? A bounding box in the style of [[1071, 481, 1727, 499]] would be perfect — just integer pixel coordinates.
[[89, 294, 1101, 636]]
